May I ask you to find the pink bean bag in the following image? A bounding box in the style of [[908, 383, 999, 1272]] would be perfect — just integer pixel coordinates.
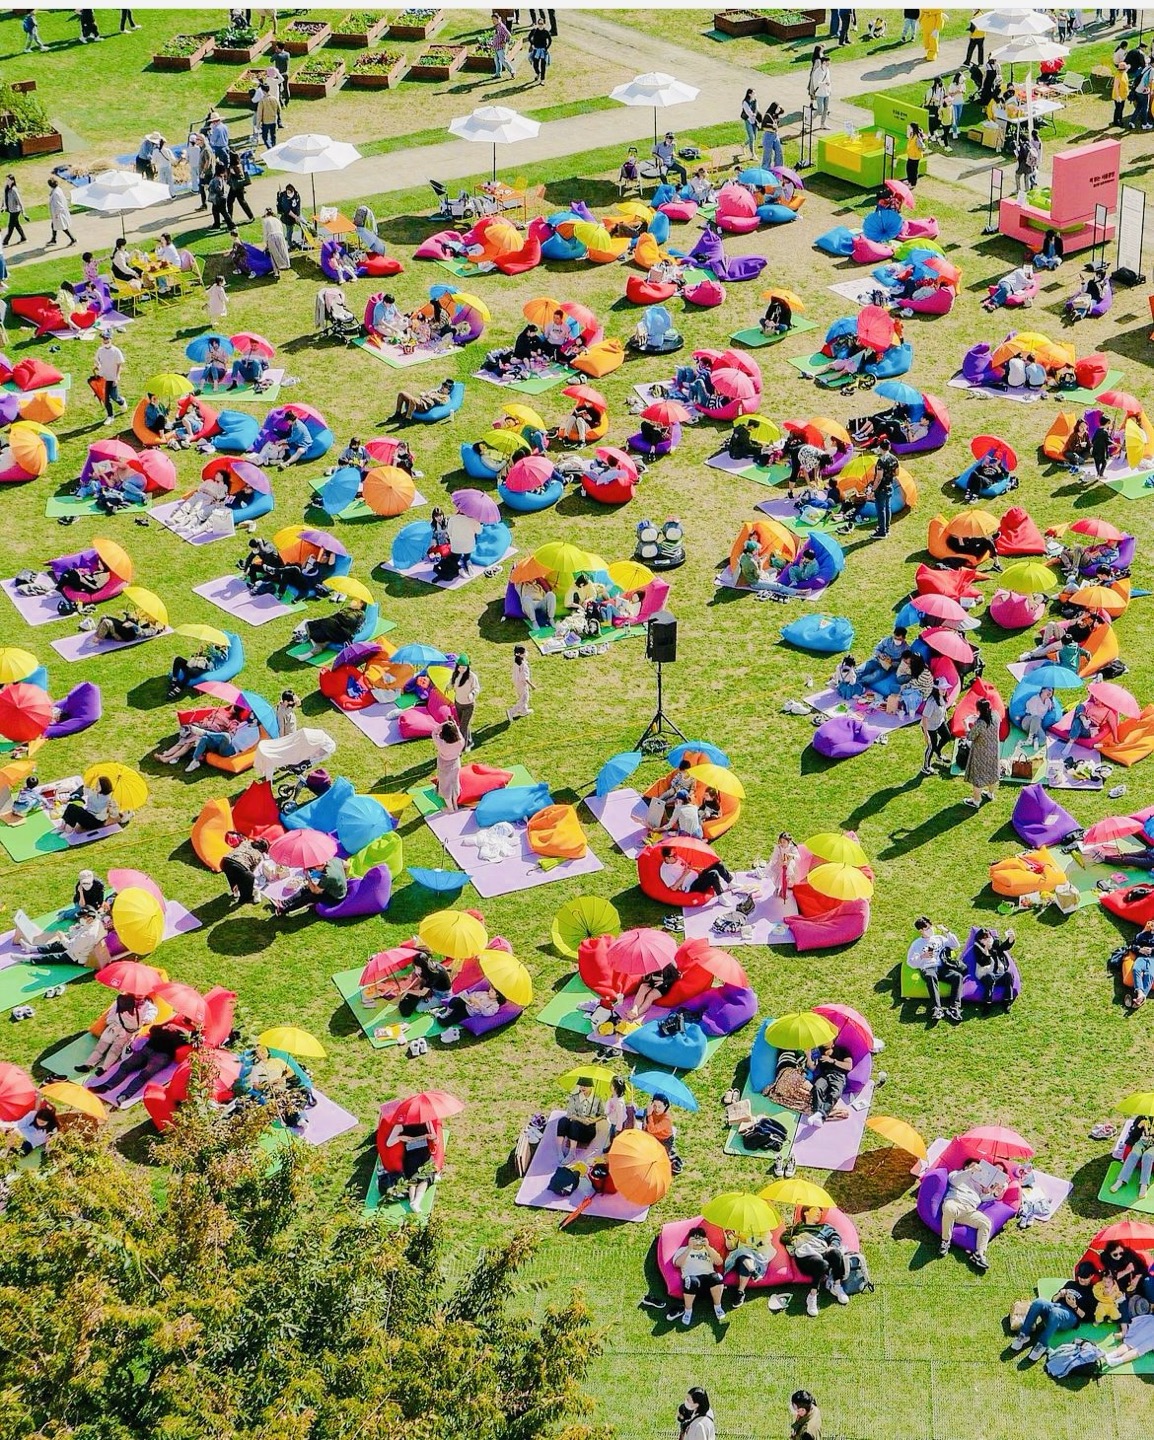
[[657, 1210, 860, 1295], [716, 213, 760, 234], [904, 287, 955, 316], [900, 216, 940, 239], [397, 708, 441, 740], [683, 277, 725, 307], [852, 234, 895, 264], [413, 231, 461, 260], [785, 898, 869, 952], [989, 589, 1045, 629], [659, 200, 698, 223]]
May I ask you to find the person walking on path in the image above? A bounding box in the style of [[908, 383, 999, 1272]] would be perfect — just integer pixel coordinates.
[[963, 697, 1000, 808], [22, 12, 47, 51], [527, 18, 551, 84], [507, 645, 536, 720], [869, 436, 897, 539], [901, 8, 919, 43], [47, 177, 76, 246], [807, 47, 832, 129], [964, 11, 985, 66], [492, 13, 516, 79], [3, 176, 27, 246], [270, 41, 290, 116], [760, 103, 784, 167], [94, 330, 127, 424], [226, 154, 254, 223], [120, 9, 140, 30], [450, 655, 480, 748], [741, 88, 760, 156], [256, 85, 281, 151]]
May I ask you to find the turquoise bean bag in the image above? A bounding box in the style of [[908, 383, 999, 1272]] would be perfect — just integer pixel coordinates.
[[623, 1017, 709, 1070], [474, 782, 552, 827], [781, 613, 855, 654], [497, 477, 563, 512]]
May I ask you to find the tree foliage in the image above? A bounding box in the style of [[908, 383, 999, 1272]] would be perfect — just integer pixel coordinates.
[[0, 1095, 608, 1440]]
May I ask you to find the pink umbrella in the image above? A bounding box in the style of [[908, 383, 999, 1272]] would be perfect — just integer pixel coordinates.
[[299, 528, 349, 557], [451, 488, 501, 524], [606, 927, 677, 976], [1083, 816, 1144, 845], [359, 945, 421, 987], [920, 628, 974, 663], [107, 868, 165, 906], [364, 437, 401, 465], [1089, 681, 1140, 718], [814, 1001, 874, 1054], [87, 438, 136, 465], [504, 455, 555, 493], [716, 182, 756, 217], [229, 331, 276, 359], [675, 935, 749, 988], [958, 1124, 1034, 1162], [269, 828, 338, 869], [911, 594, 968, 625], [152, 982, 207, 1028], [884, 177, 916, 210], [711, 367, 758, 401], [595, 445, 638, 482]]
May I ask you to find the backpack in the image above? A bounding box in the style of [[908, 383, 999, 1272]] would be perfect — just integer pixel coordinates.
[[548, 1165, 581, 1196], [657, 1009, 687, 1037], [737, 1115, 788, 1152], [1044, 1340, 1106, 1379], [842, 1251, 874, 1296]]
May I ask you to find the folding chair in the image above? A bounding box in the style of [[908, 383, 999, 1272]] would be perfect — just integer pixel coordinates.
[[110, 278, 143, 317]]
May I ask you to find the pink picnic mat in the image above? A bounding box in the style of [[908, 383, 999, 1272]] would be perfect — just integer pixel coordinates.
[[339, 702, 410, 748], [515, 1111, 650, 1222], [789, 1081, 874, 1173], [806, 688, 920, 732], [583, 788, 649, 859], [152, 500, 232, 545], [382, 544, 516, 591], [681, 871, 797, 947], [193, 574, 299, 626], [425, 807, 603, 898], [50, 626, 172, 662], [2, 579, 66, 627]]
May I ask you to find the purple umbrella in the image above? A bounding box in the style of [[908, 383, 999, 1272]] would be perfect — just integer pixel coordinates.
[[0, 394, 22, 426], [332, 639, 385, 670], [771, 165, 805, 190], [451, 488, 501, 524], [299, 528, 349, 557], [230, 459, 271, 494]]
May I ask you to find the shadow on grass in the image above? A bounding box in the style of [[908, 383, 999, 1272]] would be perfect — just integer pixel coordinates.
[[826, 1146, 916, 1215], [879, 797, 972, 858], [1067, 1153, 1120, 1222], [204, 914, 278, 957], [343, 1130, 379, 1203]]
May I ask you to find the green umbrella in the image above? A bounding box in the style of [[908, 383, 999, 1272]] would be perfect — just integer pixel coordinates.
[[702, 1191, 780, 1237], [551, 894, 621, 959], [763, 1011, 838, 1051]]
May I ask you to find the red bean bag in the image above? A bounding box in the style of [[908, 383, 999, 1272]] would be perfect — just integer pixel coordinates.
[[1075, 353, 1108, 390], [914, 563, 983, 603], [636, 837, 722, 908], [10, 357, 64, 392], [995, 505, 1046, 556], [358, 253, 403, 277], [232, 779, 283, 838], [458, 763, 513, 807], [949, 677, 1010, 740], [577, 933, 638, 1001], [626, 274, 677, 305], [1101, 884, 1154, 925], [413, 231, 460, 260], [660, 963, 713, 1008], [10, 294, 97, 339]]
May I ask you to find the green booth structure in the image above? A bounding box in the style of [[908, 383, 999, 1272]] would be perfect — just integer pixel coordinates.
[[813, 95, 927, 189]]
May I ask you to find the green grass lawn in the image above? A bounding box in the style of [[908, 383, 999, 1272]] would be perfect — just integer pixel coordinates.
[[3, 25, 1154, 1440]]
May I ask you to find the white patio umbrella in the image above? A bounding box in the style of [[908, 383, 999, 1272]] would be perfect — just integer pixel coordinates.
[[261, 132, 362, 216], [448, 105, 541, 182], [610, 71, 700, 147], [71, 169, 172, 239], [992, 36, 1070, 64], [975, 8, 1057, 38]]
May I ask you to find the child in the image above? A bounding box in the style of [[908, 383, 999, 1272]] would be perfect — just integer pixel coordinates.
[[832, 654, 861, 701], [507, 645, 536, 721], [206, 274, 228, 322], [605, 1075, 630, 1144], [276, 690, 299, 736], [1, 774, 46, 823], [1093, 1272, 1123, 1324]]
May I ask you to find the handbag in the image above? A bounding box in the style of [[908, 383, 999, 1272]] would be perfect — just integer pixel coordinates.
[[1008, 1299, 1031, 1333]]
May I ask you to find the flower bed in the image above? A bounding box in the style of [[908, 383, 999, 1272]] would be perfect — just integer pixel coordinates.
[[281, 19, 333, 56], [289, 55, 347, 99], [386, 7, 446, 41], [462, 34, 523, 72], [152, 32, 215, 71], [408, 44, 466, 80], [763, 10, 819, 40], [329, 12, 390, 47], [346, 49, 409, 89], [210, 24, 272, 64], [224, 67, 270, 106], [714, 10, 768, 37]]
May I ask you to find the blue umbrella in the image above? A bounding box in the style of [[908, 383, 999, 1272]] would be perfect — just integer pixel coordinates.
[[738, 167, 779, 189], [876, 381, 925, 418], [630, 1071, 699, 1112], [392, 643, 448, 669], [595, 750, 643, 797], [238, 689, 278, 738], [805, 529, 846, 578], [862, 206, 904, 242], [547, 210, 580, 226], [337, 795, 395, 857], [666, 740, 730, 767], [1022, 664, 1083, 691], [428, 282, 456, 300], [408, 865, 470, 895], [185, 332, 234, 363], [824, 315, 857, 345], [316, 466, 361, 517]]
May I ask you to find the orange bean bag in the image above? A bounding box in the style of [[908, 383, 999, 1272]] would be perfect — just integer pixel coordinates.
[[927, 513, 997, 566], [1098, 705, 1154, 766], [642, 756, 741, 841], [191, 797, 233, 872], [585, 236, 631, 263], [1080, 621, 1119, 678], [571, 339, 625, 378], [558, 411, 609, 445], [989, 845, 1064, 897], [527, 803, 587, 859], [626, 273, 677, 304], [1042, 411, 1077, 462], [729, 517, 797, 572]]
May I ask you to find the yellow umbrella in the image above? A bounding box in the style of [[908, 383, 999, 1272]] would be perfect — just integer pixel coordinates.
[[92, 537, 134, 581], [745, 414, 782, 444], [0, 648, 38, 685], [478, 948, 533, 1006], [111, 887, 165, 956], [122, 586, 168, 627], [450, 291, 492, 323], [1125, 417, 1147, 469], [501, 402, 547, 431], [759, 1177, 834, 1209], [702, 1191, 781, 1237], [39, 1080, 107, 1122], [572, 221, 615, 250], [0, 758, 36, 791], [145, 372, 194, 403], [999, 560, 1057, 596], [763, 1011, 838, 1051], [616, 200, 654, 220], [419, 909, 488, 961], [608, 560, 655, 592], [804, 832, 868, 867], [522, 295, 564, 328], [1118, 1091, 1154, 1117], [807, 862, 874, 901], [557, 1064, 618, 1099], [8, 422, 51, 477], [82, 762, 148, 811], [175, 623, 229, 647], [324, 576, 375, 605], [273, 522, 305, 551], [257, 1025, 327, 1060], [478, 427, 530, 458], [19, 391, 66, 424], [866, 1114, 928, 1160], [760, 286, 805, 312], [685, 762, 745, 800]]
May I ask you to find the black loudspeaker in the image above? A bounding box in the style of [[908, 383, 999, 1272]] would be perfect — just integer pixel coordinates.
[[646, 610, 677, 665]]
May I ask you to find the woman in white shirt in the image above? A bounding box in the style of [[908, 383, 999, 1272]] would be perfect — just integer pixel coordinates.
[[450, 656, 480, 749]]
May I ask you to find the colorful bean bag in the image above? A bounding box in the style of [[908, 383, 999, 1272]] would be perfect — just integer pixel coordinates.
[[1076, 353, 1109, 389], [682, 277, 725, 308], [1101, 883, 1154, 926], [458, 763, 512, 807], [627, 421, 681, 456], [10, 294, 99, 338], [316, 863, 391, 918], [474, 783, 552, 828], [918, 1166, 1019, 1251], [0, 422, 58, 482], [814, 226, 855, 257], [781, 613, 854, 654], [994, 278, 1040, 307], [497, 476, 563, 513], [852, 234, 895, 265], [348, 828, 404, 880], [950, 678, 1009, 740], [411, 380, 465, 424], [677, 983, 757, 1038], [1098, 705, 1154, 767], [989, 845, 1064, 897], [812, 712, 881, 760], [280, 776, 355, 837], [622, 1016, 708, 1069], [749, 1011, 872, 1098], [659, 200, 698, 223], [191, 797, 233, 871], [526, 803, 587, 859], [636, 837, 722, 908], [577, 933, 638, 1003], [43, 681, 101, 738], [1007, 679, 1062, 734], [207, 408, 259, 454], [756, 202, 798, 226], [48, 547, 127, 606], [961, 343, 995, 385], [657, 1209, 860, 1296], [989, 589, 1045, 629], [996, 505, 1046, 555], [640, 758, 739, 842], [9, 357, 64, 392], [1079, 621, 1119, 679], [955, 457, 1014, 499], [571, 339, 625, 378], [785, 899, 869, 952], [413, 231, 460, 261], [1011, 783, 1079, 848], [901, 928, 1022, 1008]]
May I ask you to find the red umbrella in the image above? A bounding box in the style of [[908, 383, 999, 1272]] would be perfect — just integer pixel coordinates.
[[920, 628, 974, 663], [606, 927, 678, 976], [0, 1061, 37, 1122], [0, 682, 52, 741], [642, 400, 691, 426], [229, 331, 275, 359], [1069, 517, 1122, 543], [269, 828, 338, 869], [857, 304, 895, 354], [558, 299, 597, 338], [921, 391, 950, 429], [971, 434, 1017, 469], [711, 367, 758, 401], [1089, 681, 1140, 718], [359, 945, 421, 987], [561, 383, 606, 411], [884, 177, 915, 210], [1089, 1220, 1154, 1251], [958, 1124, 1034, 1161], [1097, 390, 1142, 417], [392, 1089, 464, 1125], [1082, 816, 1144, 845], [152, 983, 206, 1027], [167, 1049, 242, 1104], [595, 444, 638, 481], [127, 449, 177, 493], [911, 593, 968, 625], [96, 959, 163, 998], [504, 455, 555, 493], [675, 934, 749, 987]]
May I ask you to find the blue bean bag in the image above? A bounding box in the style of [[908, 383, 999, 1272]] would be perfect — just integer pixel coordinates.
[[281, 775, 355, 834], [954, 458, 1013, 499], [460, 442, 505, 481], [781, 613, 854, 654], [812, 712, 881, 759], [242, 243, 274, 277], [894, 601, 921, 631], [317, 863, 392, 919], [865, 342, 913, 379], [352, 603, 380, 643], [815, 226, 855, 257], [748, 1019, 780, 1094], [647, 211, 671, 245], [197, 631, 244, 686], [232, 488, 273, 525], [1011, 783, 1079, 848], [278, 550, 352, 601], [1008, 679, 1063, 732], [757, 202, 798, 225], [542, 232, 586, 262], [472, 519, 512, 566], [411, 380, 465, 424], [474, 782, 552, 828], [211, 409, 261, 454], [622, 1016, 709, 1070], [497, 477, 563, 513]]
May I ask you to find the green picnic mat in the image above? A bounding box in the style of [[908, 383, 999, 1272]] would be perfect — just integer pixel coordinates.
[[1058, 846, 1153, 910], [1036, 1279, 1154, 1373], [435, 257, 483, 278], [505, 367, 574, 394], [40, 1031, 97, 1079], [723, 1076, 801, 1158], [286, 617, 396, 666], [408, 762, 535, 818], [786, 352, 835, 377], [364, 1157, 439, 1221], [45, 492, 149, 518], [1, 374, 70, 395], [0, 961, 88, 1009], [704, 454, 791, 488], [529, 620, 647, 656], [731, 318, 819, 348], [1055, 368, 1125, 405], [1105, 472, 1154, 501], [331, 966, 442, 1049], [191, 372, 283, 404], [536, 973, 724, 1062], [1098, 1158, 1154, 1214], [0, 810, 69, 862]]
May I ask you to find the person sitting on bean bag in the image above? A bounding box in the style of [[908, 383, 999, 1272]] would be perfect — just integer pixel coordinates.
[[982, 263, 1034, 310], [971, 926, 1016, 1011], [964, 452, 1009, 503], [657, 844, 733, 899]]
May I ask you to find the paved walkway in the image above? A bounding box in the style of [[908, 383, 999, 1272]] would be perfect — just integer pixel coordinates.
[[8, 17, 985, 263]]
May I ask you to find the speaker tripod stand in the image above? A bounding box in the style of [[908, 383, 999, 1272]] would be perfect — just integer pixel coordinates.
[[636, 661, 686, 756]]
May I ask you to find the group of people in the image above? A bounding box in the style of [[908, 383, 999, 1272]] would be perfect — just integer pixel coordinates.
[[906, 916, 1017, 1022]]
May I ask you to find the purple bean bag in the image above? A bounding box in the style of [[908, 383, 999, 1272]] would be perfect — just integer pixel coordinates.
[[44, 681, 101, 738], [317, 863, 392, 918], [712, 253, 767, 282], [622, 1017, 709, 1070], [785, 900, 869, 952], [901, 927, 1022, 1005], [627, 421, 681, 456], [961, 343, 994, 385], [675, 983, 758, 1038], [917, 1166, 1018, 1250], [453, 980, 524, 1037], [1011, 783, 1079, 848], [242, 244, 275, 278], [812, 712, 881, 759], [1078, 533, 1134, 576]]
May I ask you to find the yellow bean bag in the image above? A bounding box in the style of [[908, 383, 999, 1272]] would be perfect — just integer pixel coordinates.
[[632, 233, 672, 271], [572, 339, 625, 378], [192, 796, 233, 872], [1042, 411, 1077, 462], [1080, 621, 1119, 678], [586, 236, 631, 263], [1098, 705, 1154, 767], [527, 803, 588, 859], [989, 845, 1064, 897]]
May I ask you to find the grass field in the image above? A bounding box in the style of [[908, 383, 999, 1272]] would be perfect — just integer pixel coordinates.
[[1, 14, 1154, 1440]]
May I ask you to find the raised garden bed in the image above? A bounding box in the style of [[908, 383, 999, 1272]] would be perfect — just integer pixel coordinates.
[[18, 129, 62, 157], [224, 67, 269, 106], [764, 11, 819, 40], [289, 56, 346, 99], [714, 10, 768, 37], [462, 34, 523, 72], [407, 44, 465, 81], [346, 50, 409, 89], [152, 32, 215, 71], [386, 7, 446, 41], [329, 12, 390, 47], [210, 25, 272, 64], [281, 19, 332, 56], [0, 85, 62, 159]]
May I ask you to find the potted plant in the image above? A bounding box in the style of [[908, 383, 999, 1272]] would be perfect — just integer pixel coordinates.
[[386, 7, 446, 41], [289, 54, 347, 99], [224, 66, 270, 106], [462, 31, 523, 72], [346, 49, 409, 89], [763, 9, 819, 40], [408, 43, 465, 80], [210, 21, 272, 64], [713, 10, 767, 37], [152, 31, 215, 71], [330, 11, 390, 47], [281, 17, 333, 56], [0, 85, 61, 158]]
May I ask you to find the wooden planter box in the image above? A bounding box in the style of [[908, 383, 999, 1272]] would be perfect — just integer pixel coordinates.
[[212, 33, 272, 64], [346, 53, 409, 89], [801, 9, 827, 20], [387, 9, 446, 41], [407, 45, 465, 80], [281, 21, 332, 56], [20, 130, 63, 157], [764, 16, 819, 40], [714, 11, 767, 37], [462, 35, 523, 72], [11, 80, 37, 94], [330, 14, 390, 47], [224, 67, 268, 105], [289, 62, 346, 99], [152, 35, 215, 71]]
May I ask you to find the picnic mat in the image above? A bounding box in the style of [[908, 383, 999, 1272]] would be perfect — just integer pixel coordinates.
[[435, 256, 485, 277], [259, 1089, 358, 1149], [531, 618, 647, 657], [515, 1111, 650, 1222], [1052, 369, 1126, 405], [0, 809, 68, 861], [1058, 847, 1154, 910], [948, 726, 1104, 791], [152, 500, 233, 545], [583, 787, 649, 859], [192, 575, 302, 627], [806, 688, 920, 731], [328, 488, 428, 521], [39, 1031, 98, 1079], [723, 1077, 801, 1158], [828, 277, 892, 306], [1035, 1279, 1153, 1373], [946, 373, 1043, 403], [338, 702, 409, 748], [423, 805, 603, 898], [0, 960, 86, 1010], [187, 365, 285, 403], [50, 626, 171, 663], [535, 973, 725, 1062], [474, 362, 576, 394], [786, 351, 838, 378], [1105, 471, 1154, 500], [730, 318, 819, 348], [681, 871, 797, 947], [382, 544, 516, 590], [286, 616, 395, 666], [705, 450, 791, 488], [2, 578, 68, 627], [1098, 1157, 1154, 1214], [408, 762, 535, 819], [363, 1158, 438, 1222], [45, 492, 150, 518], [332, 965, 443, 1049], [353, 336, 456, 369], [755, 495, 846, 535]]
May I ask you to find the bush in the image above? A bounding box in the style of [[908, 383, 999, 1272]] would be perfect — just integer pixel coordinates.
[[334, 11, 385, 33], [0, 83, 53, 144]]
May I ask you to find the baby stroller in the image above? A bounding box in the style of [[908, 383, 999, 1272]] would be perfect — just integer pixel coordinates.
[[430, 179, 479, 222], [254, 728, 338, 802], [315, 285, 360, 346]]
